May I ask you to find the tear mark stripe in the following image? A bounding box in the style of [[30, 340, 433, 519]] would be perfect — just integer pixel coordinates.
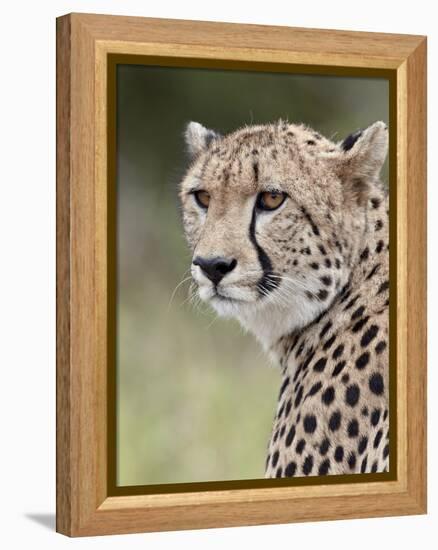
[[249, 208, 278, 295]]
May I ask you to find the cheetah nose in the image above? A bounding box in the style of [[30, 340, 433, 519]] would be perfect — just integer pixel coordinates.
[[193, 256, 237, 285]]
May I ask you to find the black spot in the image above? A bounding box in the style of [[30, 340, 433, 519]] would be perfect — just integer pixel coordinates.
[[332, 344, 344, 359], [360, 456, 368, 473], [273, 430, 279, 443], [325, 258, 332, 268], [375, 341, 387, 354], [303, 414, 317, 433], [296, 439, 306, 454], [335, 446, 344, 462], [341, 129, 363, 151], [318, 244, 327, 255], [253, 161, 259, 182], [302, 455, 314, 475], [341, 373, 350, 384], [361, 325, 379, 347], [292, 365, 302, 383], [276, 467, 283, 478], [359, 247, 369, 262], [285, 424, 296, 446], [318, 289, 329, 301], [346, 384, 360, 407], [320, 321, 332, 338], [278, 403, 285, 419], [321, 386, 335, 406], [295, 342, 305, 358], [377, 280, 389, 294], [279, 377, 290, 398], [339, 287, 351, 303], [366, 264, 381, 280], [320, 275, 332, 286], [285, 399, 292, 417], [285, 461, 297, 477], [348, 452, 357, 469], [318, 459, 330, 475], [272, 450, 279, 467], [308, 382, 323, 397], [371, 197, 381, 209], [375, 240, 384, 253], [329, 410, 341, 431], [344, 295, 360, 311], [371, 461, 378, 473], [313, 357, 327, 372], [375, 219, 383, 231], [306, 140, 316, 146], [383, 409, 388, 421], [332, 360, 346, 377], [294, 386, 304, 407], [352, 316, 370, 333], [351, 306, 365, 320], [323, 334, 336, 351], [371, 408, 381, 426], [280, 425, 286, 438], [369, 372, 384, 395], [310, 262, 319, 270], [383, 444, 389, 458], [302, 350, 316, 371], [361, 407, 369, 416], [355, 351, 370, 370], [335, 258, 341, 269], [319, 438, 330, 456], [348, 419, 359, 438], [358, 436, 368, 455], [374, 429, 383, 448]]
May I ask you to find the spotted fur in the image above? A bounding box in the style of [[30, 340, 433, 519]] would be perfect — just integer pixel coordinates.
[[179, 119, 389, 477]]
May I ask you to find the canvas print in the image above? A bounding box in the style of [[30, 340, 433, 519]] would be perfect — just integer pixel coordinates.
[[116, 64, 389, 486]]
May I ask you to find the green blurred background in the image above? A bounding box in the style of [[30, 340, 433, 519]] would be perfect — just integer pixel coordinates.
[[116, 64, 389, 486]]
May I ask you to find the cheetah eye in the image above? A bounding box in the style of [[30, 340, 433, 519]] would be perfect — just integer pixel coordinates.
[[256, 191, 287, 211], [193, 190, 210, 209]]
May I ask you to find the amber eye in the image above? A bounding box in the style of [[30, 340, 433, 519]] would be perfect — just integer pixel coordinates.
[[256, 191, 287, 211], [193, 190, 210, 209]]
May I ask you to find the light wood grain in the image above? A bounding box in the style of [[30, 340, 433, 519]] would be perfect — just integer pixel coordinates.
[[79, 12, 422, 66], [56, 14, 72, 536], [56, 13, 427, 536], [406, 38, 427, 509]]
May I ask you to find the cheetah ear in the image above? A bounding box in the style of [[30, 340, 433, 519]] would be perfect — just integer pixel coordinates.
[[184, 121, 220, 158], [335, 121, 388, 206]]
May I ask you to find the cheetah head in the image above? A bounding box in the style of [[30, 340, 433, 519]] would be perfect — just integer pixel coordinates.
[[179, 120, 388, 348]]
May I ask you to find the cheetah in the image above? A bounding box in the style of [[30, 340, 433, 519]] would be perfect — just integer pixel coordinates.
[[179, 119, 389, 477]]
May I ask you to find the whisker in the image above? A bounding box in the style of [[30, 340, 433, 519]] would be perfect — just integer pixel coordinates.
[[166, 275, 193, 312]]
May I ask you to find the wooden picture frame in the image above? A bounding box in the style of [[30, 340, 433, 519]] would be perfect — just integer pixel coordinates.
[[56, 13, 427, 536]]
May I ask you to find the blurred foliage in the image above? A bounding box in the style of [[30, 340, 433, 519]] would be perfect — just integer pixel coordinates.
[[116, 64, 389, 486]]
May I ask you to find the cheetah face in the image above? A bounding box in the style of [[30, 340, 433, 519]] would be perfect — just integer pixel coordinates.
[[179, 121, 388, 336]]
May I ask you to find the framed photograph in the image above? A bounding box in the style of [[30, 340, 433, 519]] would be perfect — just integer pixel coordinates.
[[56, 13, 427, 536]]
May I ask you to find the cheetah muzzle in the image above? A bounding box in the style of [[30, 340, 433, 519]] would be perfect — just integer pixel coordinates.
[[179, 119, 389, 477]]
